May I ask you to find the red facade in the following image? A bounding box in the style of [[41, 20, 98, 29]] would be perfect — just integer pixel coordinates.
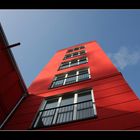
[[0, 24, 28, 129], [1, 28, 140, 130]]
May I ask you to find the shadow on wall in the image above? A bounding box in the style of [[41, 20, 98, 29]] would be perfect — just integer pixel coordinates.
[[3, 92, 140, 130], [28, 77, 53, 94]]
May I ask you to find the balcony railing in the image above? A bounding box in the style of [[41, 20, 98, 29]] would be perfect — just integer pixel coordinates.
[[33, 100, 96, 128]]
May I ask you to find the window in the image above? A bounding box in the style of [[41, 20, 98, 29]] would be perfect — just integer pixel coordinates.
[[66, 46, 85, 53], [59, 57, 88, 70], [51, 68, 90, 88], [64, 50, 86, 60], [33, 89, 97, 128]]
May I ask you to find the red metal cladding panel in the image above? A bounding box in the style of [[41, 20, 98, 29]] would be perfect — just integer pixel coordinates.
[[6, 113, 36, 125], [1, 81, 23, 113], [0, 71, 19, 94], [94, 84, 131, 99], [4, 123, 30, 130], [0, 51, 14, 78], [96, 99, 140, 119], [4, 95, 43, 129], [95, 91, 137, 107], [0, 107, 5, 124]]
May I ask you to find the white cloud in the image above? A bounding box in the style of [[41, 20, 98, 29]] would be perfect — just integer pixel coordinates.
[[108, 46, 140, 70]]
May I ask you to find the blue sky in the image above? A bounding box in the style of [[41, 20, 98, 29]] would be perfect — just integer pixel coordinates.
[[0, 10, 140, 98]]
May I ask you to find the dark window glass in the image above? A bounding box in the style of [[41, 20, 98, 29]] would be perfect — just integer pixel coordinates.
[[57, 95, 74, 124], [65, 76, 77, 84], [79, 57, 87, 64], [79, 68, 88, 75], [77, 91, 91, 103], [73, 52, 78, 56], [70, 59, 78, 66], [67, 70, 77, 77], [60, 62, 69, 69], [74, 47, 80, 51], [65, 54, 71, 59], [80, 46, 85, 49], [55, 74, 65, 80], [61, 94, 74, 106], [76, 91, 94, 120], [67, 49, 73, 53], [52, 79, 64, 87], [80, 50, 86, 55], [44, 98, 58, 109], [78, 73, 89, 81]]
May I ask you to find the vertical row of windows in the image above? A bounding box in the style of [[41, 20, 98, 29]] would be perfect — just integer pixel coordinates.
[[33, 89, 97, 128], [32, 45, 97, 129]]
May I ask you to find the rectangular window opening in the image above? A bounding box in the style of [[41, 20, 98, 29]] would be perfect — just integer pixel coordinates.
[[32, 89, 97, 129]]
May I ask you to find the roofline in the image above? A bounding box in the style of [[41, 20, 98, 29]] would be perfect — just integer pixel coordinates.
[[56, 40, 98, 53]]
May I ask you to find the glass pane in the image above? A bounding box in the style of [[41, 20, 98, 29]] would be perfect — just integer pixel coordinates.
[[55, 74, 65, 80], [65, 76, 76, 84], [79, 58, 87, 64], [61, 62, 69, 66], [42, 116, 53, 126], [60, 65, 69, 69], [60, 62, 69, 69], [45, 98, 58, 109], [60, 94, 74, 106], [77, 91, 91, 103], [67, 49, 73, 53], [67, 70, 77, 77], [65, 54, 71, 59], [56, 94, 74, 124], [73, 52, 78, 56], [70, 59, 78, 66], [74, 47, 79, 51], [80, 46, 85, 49], [79, 68, 88, 75], [80, 50, 86, 55], [53, 79, 64, 87], [76, 100, 94, 120], [78, 73, 89, 81]]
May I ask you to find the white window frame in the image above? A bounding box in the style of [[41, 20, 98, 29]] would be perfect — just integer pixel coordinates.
[[51, 68, 90, 88], [33, 89, 96, 128], [64, 50, 86, 60], [60, 56, 88, 70]]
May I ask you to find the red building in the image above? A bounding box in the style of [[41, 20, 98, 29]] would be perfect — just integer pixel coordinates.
[[0, 24, 28, 129], [1, 24, 140, 130]]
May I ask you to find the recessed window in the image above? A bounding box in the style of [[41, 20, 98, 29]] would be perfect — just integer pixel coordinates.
[[32, 89, 97, 128], [64, 50, 86, 60], [51, 68, 91, 88], [59, 57, 88, 70], [66, 46, 85, 53]]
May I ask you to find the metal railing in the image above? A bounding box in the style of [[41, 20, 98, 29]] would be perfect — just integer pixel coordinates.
[[33, 100, 95, 128]]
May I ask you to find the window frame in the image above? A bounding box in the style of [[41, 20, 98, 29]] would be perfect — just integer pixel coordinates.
[[66, 46, 85, 53], [64, 50, 86, 60], [51, 67, 91, 88], [31, 88, 97, 129], [59, 56, 88, 70]]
